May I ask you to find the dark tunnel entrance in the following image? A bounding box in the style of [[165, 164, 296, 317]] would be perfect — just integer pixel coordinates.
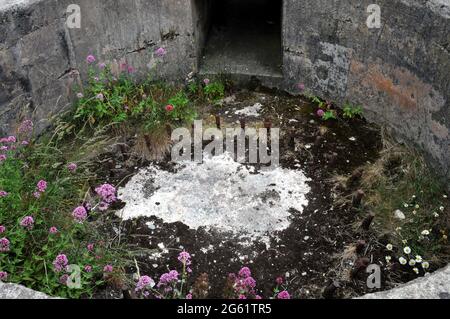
[[195, 0, 283, 78]]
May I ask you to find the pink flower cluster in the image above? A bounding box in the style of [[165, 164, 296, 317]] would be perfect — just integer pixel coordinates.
[[0, 237, 10, 252], [86, 54, 96, 64], [0, 271, 7, 281], [67, 163, 77, 173], [72, 206, 88, 223], [0, 191, 8, 198], [0, 136, 16, 144], [178, 251, 191, 266], [136, 275, 155, 293], [230, 267, 261, 299], [103, 265, 113, 273], [157, 270, 179, 288], [53, 254, 69, 272], [37, 180, 47, 192], [95, 183, 117, 211], [18, 120, 33, 135], [49, 226, 58, 234], [154, 47, 167, 58], [20, 216, 34, 230], [0, 225, 5, 234], [277, 290, 291, 299]]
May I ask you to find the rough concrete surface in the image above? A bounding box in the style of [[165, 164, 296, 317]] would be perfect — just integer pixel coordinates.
[[359, 265, 450, 299], [0, 282, 55, 299]]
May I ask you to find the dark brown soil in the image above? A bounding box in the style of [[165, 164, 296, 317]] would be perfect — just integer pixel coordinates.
[[95, 89, 390, 299]]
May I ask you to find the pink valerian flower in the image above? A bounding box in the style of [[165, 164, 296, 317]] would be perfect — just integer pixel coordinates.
[[87, 243, 94, 252], [317, 109, 325, 117], [203, 78, 210, 85], [178, 251, 192, 266], [96, 93, 104, 101], [238, 295, 247, 299], [76, 92, 84, 99], [0, 271, 7, 281], [277, 290, 291, 299], [59, 274, 69, 285], [238, 267, 251, 279], [0, 146, 7, 151], [53, 254, 69, 272], [37, 180, 47, 193], [165, 104, 174, 112], [103, 265, 113, 273], [49, 227, 58, 234], [98, 202, 109, 211], [86, 55, 96, 64], [186, 293, 193, 299], [95, 184, 117, 204], [20, 216, 34, 230], [0, 191, 8, 198], [136, 275, 155, 292], [297, 83, 305, 91], [72, 206, 88, 223], [243, 277, 256, 289], [67, 163, 77, 172], [276, 277, 284, 285], [98, 62, 106, 69], [18, 120, 33, 134], [84, 265, 92, 273], [0, 225, 5, 234], [157, 270, 179, 287], [0, 155, 6, 162], [154, 47, 167, 57], [21, 141, 29, 146], [33, 191, 41, 199], [127, 65, 135, 74], [0, 238, 10, 252]]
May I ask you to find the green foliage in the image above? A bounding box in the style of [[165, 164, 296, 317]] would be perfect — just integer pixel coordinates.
[[0, 135, 126, 298], [343, 103, 363, 119], [360, 143, 449, 274], [74, 64, 198, 133], [203, 81, 225, 102], [322, 110, 337, 121]]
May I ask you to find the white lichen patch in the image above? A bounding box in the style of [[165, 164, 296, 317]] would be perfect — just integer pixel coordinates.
[[234, 103, 263, 117], [118, 153, 311, 243]]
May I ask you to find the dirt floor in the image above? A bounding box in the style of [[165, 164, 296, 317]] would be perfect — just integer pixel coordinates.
[[90, 88, 402, 299]]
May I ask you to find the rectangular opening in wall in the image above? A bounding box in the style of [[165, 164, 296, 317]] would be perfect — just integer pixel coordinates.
[[198, 0, 283, 78]]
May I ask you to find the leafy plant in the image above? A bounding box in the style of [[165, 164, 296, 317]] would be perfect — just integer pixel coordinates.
[[0, 123, 127, 298], [343, 103, 363, 119], [203, 81, 225, 102]]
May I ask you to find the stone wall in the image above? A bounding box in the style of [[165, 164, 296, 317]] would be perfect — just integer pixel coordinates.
[[282, 0, 450, 186], [0, 0, 198, 134], [0, 0, 449, 184]]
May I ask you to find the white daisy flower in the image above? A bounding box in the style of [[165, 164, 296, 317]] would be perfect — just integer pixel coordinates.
[[443, 235, 448, 240], [385, 256, 392, 262], [413, 268, 419, 274], [409, 259, 416, 266], [439, 206, 444, 212], [403, 203, 409, 208], [386, 244, 393, 251], [422, 261, 430, 269], [415, 255, 423, 263], [421, 230, 430, 236], [399, 257, 407, 265], [443, 195, 448, 199], [433, 212, 440, 218], [414, 204, 420, 209], [402, 239, 408, 244], [403, 247, 411, 254]]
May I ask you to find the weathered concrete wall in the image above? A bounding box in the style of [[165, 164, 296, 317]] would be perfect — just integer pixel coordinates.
[[283, 0, 450, 186], [0, 0, 198, 134], [0, 0, 449, 184]]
